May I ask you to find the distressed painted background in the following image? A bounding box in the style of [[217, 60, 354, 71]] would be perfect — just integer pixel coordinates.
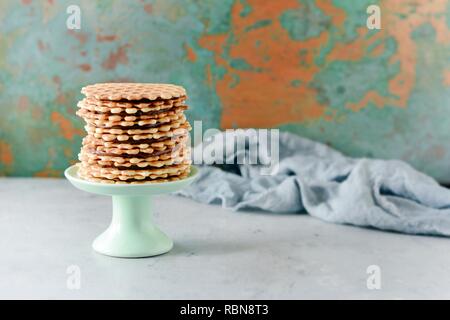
[[0, 0, 449, 180]]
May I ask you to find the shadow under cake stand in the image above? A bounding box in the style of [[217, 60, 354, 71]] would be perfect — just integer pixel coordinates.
[[65, 165, 199, 258]]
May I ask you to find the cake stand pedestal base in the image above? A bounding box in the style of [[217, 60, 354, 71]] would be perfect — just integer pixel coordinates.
[[65, 165, 198, 258]]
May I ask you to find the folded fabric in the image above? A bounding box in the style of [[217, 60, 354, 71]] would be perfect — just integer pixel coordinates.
[[177, 130, 450, 237]]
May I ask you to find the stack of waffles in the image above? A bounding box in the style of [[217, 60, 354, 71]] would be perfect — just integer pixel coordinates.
[[76, 83, 192, 184]]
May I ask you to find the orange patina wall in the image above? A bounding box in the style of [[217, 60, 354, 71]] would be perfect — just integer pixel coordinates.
[[0, 0, 449, 180]]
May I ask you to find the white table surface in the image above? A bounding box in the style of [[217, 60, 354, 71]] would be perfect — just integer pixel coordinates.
[[1, 178, 450, 299]]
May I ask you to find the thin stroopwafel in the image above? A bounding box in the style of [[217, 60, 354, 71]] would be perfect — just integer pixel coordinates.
[[80, 113, 186, 131], [78, 166, 190, 184], [81, 83, 186, 101], [78, 98, 186, 114], [79, 144, 189, 169], [80, 162, 191, 181], [94, 122, 191, 142]]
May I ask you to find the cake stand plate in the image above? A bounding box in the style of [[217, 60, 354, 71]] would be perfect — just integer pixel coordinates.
[[64, 165, 199, 258]]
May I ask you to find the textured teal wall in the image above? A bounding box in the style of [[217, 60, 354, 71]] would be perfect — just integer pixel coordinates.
[[0, 0, 449, 181]]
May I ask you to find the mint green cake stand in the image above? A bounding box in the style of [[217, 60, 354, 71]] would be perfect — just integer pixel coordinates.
[[64, 165, 198, 258]]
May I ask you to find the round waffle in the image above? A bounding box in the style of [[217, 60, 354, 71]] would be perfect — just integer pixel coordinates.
[[86, 114, 186, 134], [80, 162, 191, 181], [78, 96, 186, 113], [82, 133, 188, 155], [78, 167, 190, 184], [80, 113, 188, 129], [79, 112, 185, 130], [81, 83, 186, 101], [78, 103, 187, 119], [79, 143, 189, 169], [76, 107, 186, 121], [93, 123, 191, 143]]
